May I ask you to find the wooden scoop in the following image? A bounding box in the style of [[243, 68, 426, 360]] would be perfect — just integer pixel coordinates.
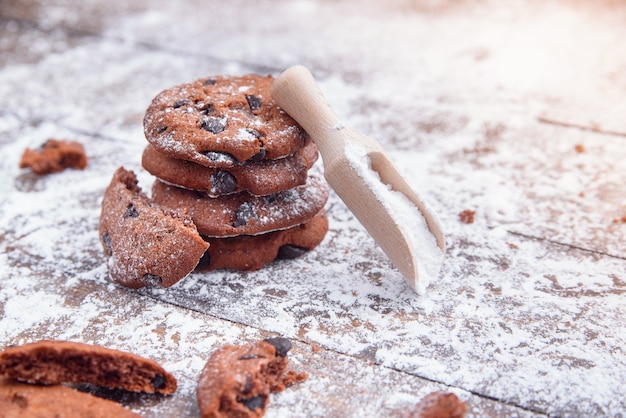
[[271, 65, 445, 293]]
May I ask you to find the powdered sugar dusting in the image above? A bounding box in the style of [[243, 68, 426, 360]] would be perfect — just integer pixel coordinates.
[[1, 0, 625, 416]]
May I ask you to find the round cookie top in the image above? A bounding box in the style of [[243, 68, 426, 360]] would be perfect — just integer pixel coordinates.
[[143, 74, 309, 167]]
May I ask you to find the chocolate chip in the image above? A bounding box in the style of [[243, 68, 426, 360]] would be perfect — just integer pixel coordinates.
[[199, 115, 228, 134], [152, 374, 166, 390], [277, 245, 308, 260], [245, 128, 263, 139], [245, 95, 262, 111], [125, 203, 139, 218], [203, 151, 236, 165], [250, 145, 266, 162], [240, 395, 265, 411], [102, 232, 112, 254], [154, 126, 168, 135], [172, 99, 191, 108], [196, 251, 211, 270], [263, 337, 292, 357], [264, 193, 279, 204], [195, 101, 214, 115], [143, 274, 163, 286], [203, 78, 217, 86], [210, 171, 237, 195], [233, 202, 257, 228], [241, 376, 255, 394], [239, 354, 261, 360]]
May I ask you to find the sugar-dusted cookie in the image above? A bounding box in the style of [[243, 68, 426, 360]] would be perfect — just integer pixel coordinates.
[[0, 340, 177, 394], [0, 377, 141, 418], [151, 174, 328, 238], [196, 209, 328, 272], [143, 74, 309, 167], [141, 139, 318, 197], [197, 338, 306, 418], [19, 139, 87, 175], [99, 167, 209, 289]]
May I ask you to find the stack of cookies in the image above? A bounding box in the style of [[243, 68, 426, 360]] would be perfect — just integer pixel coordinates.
[[141, 74, 329, 273]]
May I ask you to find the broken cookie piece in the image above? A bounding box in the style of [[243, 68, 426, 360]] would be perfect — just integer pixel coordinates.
[[197, 337, 307, 418], [0, 340, 177, 395], [0, 377, 142, 417], [99, 167, 209, 289], [19, 139, 88, 175]]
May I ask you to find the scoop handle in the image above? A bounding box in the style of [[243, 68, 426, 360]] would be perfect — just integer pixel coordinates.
[[271, 65, 381, 163]]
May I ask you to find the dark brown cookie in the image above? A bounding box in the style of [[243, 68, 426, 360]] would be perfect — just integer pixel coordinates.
[[99, 167, 209, 289], [197, 338, 306, 418], [141, 140, 318, 197], [0, 340, 177, 395], [151, 174, 329, 238], [0, 377, 142, 418], [196, 209, 328, 272], [19, 139, 87, 175], [143, 74, 309, 167]]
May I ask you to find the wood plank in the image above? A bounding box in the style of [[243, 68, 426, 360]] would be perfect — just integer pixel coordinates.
[[1, 0, 625, 416]]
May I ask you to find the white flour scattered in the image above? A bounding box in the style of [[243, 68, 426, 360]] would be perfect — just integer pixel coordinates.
[[0, 0, 625, 416]]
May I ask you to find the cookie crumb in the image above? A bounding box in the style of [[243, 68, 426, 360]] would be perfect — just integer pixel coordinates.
[[407, 391, 467, 418], [574, 144, 585, 153], [19, 139, 87, 175], [458, 209, 475, 224], [612, 215, 626, 224]]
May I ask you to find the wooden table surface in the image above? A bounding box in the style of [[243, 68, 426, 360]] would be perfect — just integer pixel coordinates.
[[1, 0, 625, 416]]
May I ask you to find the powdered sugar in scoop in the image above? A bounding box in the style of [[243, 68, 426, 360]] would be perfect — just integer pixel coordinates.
[[345, 142, 444, 294]]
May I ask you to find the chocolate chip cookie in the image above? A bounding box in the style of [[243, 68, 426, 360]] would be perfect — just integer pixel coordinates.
[[141, 140, 318, 197], [151, 174, 329, 238], [143, 74, 309, 167], [197, 338, 306, 418], [99, 167, 209, 289], [196, 209, 328, 272]]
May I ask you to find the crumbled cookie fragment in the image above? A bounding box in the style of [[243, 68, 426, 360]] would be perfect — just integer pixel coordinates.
[[407, 391, 467, 418], [0, 340, 177, 394], [19, 139, 87, 175], [458, 209, 475, 224], [197, 338, 307, 418]]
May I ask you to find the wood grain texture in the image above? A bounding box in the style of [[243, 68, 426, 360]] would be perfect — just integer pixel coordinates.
[[0, 0, 625, 416]]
